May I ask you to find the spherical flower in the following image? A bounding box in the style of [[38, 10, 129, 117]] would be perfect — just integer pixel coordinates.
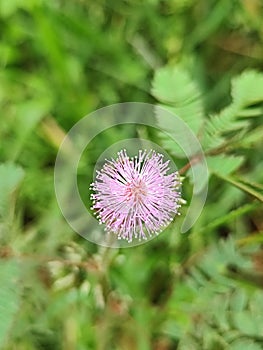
[[90, 149, 182, 243]]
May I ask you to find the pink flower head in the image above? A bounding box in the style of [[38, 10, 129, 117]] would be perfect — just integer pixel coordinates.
[[90, 149, 182, 243]]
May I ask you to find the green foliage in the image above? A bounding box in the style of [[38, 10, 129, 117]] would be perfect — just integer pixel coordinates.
[[206, 155, 244, 176], [1, 0, 263, 349], [232, 70, 263, 108], [152, 66, 263, 202], [164, 240, 263, 349], [152, 65, 205, 157], [203, 70, 263, 150], [152, 66, 263, 154], [151, 66, 204, 136]]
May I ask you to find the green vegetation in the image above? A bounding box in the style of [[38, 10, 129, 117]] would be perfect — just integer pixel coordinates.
[[1, 0, 263, 349]]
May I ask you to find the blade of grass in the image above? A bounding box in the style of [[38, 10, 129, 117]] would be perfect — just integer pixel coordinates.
[[197, 203, 259, 235], [237, 232, 263, 246], [237, 177, 263, 191], [215, 174, 263, 202]]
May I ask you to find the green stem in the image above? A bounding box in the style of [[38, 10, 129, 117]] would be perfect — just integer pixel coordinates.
[[215, 174, 263, 202], [197, 203, 259, 234]]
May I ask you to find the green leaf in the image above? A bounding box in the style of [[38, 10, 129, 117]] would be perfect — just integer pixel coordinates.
[[0, 259, 21, 348], [237, 107, 263, 117], [207, 154, 244, 176], [154, 105, 204, 158], [152, 65, 204, 135], [230, 289, 247, 312], [232, 70, 263, 108], [233, 310, 259, 337], [203, 105, 249, 150], [158, 133, 186, 158], [203, 70, 263, 150], [152, 66, 199, 105], [0, 163, 24, 218], [234, 125, 263, 148], [229, 340, 262, 350], [157, 103, 204, 135]]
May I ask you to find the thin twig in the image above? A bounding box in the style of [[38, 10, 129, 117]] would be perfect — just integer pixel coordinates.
[[178, 155, 203, 175]]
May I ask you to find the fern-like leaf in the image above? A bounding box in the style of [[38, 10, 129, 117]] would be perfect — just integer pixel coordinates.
[[206, 154, 244, 176], [231, 70, 263, 108], [203, 70, 263, 150], [152, 65, 205, 137]]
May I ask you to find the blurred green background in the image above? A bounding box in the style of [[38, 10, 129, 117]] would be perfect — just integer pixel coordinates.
[[1, 0, 263, 349]]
